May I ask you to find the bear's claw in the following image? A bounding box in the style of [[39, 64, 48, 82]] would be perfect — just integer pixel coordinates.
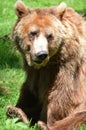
[[6, 106, 28, 123], [38, 121, 49, 130]]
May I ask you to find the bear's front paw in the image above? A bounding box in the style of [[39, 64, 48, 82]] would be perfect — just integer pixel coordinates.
[[38, 121, 49, 130], [6, 106, 28, 123]]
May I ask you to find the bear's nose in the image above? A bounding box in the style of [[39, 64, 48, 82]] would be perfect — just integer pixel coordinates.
[[36, 51, 48, 60]]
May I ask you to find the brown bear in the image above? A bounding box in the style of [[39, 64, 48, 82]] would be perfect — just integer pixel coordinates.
[[7, 0, 86, 130]]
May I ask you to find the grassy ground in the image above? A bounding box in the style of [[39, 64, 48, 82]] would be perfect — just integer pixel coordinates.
[[0, 0, 86, 130]]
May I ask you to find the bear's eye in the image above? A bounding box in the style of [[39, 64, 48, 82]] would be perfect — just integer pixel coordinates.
[[47, 34, 54, 41], [29, 31, 38, 41]]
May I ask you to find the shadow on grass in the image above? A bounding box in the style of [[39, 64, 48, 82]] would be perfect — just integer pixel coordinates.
[[0, 37, 22, 69]]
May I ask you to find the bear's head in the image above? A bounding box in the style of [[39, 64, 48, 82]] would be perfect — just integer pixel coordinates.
[[13, 0, 67, 69]]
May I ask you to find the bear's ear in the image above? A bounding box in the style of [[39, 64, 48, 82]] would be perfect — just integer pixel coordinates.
[[52, 2, 67, 19], [15, 0, 30, 18]]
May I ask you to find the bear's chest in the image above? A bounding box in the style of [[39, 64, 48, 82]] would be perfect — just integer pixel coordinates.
[[37, 68, 82, 118]]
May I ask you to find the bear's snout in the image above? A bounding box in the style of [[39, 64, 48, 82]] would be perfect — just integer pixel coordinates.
[[32, 51, 48, 64], [36, 51, 48, 61]]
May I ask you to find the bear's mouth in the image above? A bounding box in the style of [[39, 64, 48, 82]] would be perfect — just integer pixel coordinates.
[[33, 59, 43, 64], [31, 56, 50, 69]]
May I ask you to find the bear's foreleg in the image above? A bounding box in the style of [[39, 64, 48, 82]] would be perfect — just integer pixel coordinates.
[[6, 81, 41, 124], [38, 111, 86, 130]]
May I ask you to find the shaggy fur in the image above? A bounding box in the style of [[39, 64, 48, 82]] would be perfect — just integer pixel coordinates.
[[7, 1, 86, 130]]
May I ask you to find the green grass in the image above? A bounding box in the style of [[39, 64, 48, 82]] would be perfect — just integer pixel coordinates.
[[0, 0, 86, 129]]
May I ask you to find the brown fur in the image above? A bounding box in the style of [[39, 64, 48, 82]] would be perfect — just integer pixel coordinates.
[[7, 1, 86, 130]]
